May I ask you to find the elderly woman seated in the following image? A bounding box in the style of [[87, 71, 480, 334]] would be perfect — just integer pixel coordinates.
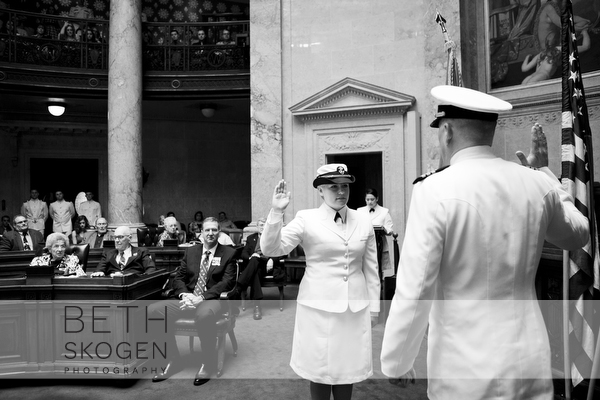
[[29, 233, 86, 277], [156, 216, 186, 246]]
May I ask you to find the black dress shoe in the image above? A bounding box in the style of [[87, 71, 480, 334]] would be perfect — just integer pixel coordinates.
[[193, 364, 212, 386], [253, 305, 262, 320], [152, 360, 177, 382]]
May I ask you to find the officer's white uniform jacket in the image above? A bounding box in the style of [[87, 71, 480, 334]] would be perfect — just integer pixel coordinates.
[[380, 146, 589, 399], [261, 203, 380, 313], [357, 204, 393, 234]]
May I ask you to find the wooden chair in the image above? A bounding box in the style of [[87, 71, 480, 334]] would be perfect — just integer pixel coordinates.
[[171, 262, 240, 378], [240, 261, 286, 311], [66, 243, 90, 271], [137, 226, 165, 247]]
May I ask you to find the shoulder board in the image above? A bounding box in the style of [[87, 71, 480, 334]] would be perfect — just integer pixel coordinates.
[[413, 165, 450, 185]]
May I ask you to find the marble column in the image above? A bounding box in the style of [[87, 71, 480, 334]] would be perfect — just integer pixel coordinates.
[[250, 0, 283, 221], [107, 0, 144, 240]]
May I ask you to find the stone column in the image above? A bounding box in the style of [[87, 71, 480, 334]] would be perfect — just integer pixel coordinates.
[[250, 0, 283, 222], [107, 0, 144, 242]]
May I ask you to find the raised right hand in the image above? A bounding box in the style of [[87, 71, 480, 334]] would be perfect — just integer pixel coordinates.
[[516, 123, 548, 168], [272, 179, 291, 213]]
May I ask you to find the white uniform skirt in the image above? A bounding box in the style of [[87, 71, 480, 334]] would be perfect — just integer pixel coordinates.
[[290, 303, 373, 385]]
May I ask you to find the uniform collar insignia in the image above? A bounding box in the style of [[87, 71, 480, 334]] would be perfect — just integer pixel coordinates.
[[412, 165, 450, 185]]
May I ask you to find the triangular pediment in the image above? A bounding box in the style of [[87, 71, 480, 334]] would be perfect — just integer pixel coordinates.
[[289, 77, 415, 120]]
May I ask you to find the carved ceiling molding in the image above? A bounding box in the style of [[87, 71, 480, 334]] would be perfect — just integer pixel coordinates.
[[0, 124, 107, 137], [0, 65, 249, 93]]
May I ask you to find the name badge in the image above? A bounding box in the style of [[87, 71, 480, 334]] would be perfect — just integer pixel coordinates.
[[211, 257, 221, 266]]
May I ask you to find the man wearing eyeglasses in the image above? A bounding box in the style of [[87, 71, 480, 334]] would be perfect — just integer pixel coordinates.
[[0, 214, 44, 253], [90, 226, 155, 277]]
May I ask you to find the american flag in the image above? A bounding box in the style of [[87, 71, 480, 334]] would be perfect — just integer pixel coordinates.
[[435, 11, 462, 87], [560, 0, 600, 388]]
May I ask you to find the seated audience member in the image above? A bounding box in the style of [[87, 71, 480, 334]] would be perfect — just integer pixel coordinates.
[[236, 218, 285, 320], [29, 232, 86, 277], [71, 215, 94, 245], [32, 24, 50, 39], [188, 221, 201, 242], [169, 29, 182, 45], [166, 211, 187, 232], [0, 215, 44, 253], [86, 217, 110, 248], [157, 216, 186, 246], [193, 210, 204, 229], [148, 217, 237, 385], [216, 29, 235, 45], [91, 226, 155, 277], [197, 230, 235, 246], [191, 29, 208, 46], [217, 211, 237, 233], [59, 24, 78, 41], [1, 215, 14, 235], [158, 214, 166, 227]]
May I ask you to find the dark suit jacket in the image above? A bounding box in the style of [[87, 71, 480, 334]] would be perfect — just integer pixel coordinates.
[[86, 231, 108, 249], [172, 243, 236, 300], [0, 229, 44, 254], [96, 246, 156, 275], [241, 233, 285, 281]]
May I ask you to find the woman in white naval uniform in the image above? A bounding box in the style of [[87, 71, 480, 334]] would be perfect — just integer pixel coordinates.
[[357, 188, 395, 278], [261, 164, 380, 400]]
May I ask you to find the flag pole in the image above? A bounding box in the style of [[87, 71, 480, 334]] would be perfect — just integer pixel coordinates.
[[564, 251, 572, 400], [435, 10, 462, 87]]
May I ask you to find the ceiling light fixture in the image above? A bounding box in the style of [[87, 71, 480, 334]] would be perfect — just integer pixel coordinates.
[[201, 107, 215, 118], [48, 104, 66, 117]]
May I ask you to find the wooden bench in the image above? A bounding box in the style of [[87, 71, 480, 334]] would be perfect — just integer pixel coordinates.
[[0, 247, 185, 278]]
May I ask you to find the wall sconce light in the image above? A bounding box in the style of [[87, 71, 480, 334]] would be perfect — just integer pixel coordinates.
[[201, 107, 215, 118], [48, 104, 66, 117]]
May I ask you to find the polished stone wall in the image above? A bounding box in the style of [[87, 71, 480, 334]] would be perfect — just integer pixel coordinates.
[[250, 0, 459, 237]]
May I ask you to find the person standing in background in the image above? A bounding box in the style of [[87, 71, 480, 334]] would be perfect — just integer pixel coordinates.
[[21, 189, 48, 235], [357, 188, 395, 278], [49, 191, 75, 235], [78, 191, 102, 227]]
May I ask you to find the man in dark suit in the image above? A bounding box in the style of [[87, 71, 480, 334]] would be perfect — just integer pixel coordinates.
[[0, 214, 44, 254], [86, 217, 109, 249], [90, 225, 155, 277], [149, 217, 237, 386], [237, 217, 285, 320]]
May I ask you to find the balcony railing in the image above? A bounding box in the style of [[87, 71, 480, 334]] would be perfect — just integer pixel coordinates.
[[0, 8, 249, 73]]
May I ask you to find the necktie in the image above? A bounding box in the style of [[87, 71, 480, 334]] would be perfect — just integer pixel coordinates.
[[118, 251, 125, 270], [22, 232, 31, 250], [193, 251, 211, 296], [369, 208, 375, 213], [254, 234, 262, 255], [334, 212, 342, 223]]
